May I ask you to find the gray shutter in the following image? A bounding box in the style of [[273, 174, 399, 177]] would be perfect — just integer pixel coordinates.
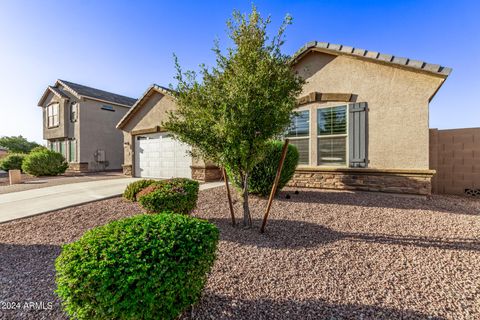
[[349, 102, 368, 167]]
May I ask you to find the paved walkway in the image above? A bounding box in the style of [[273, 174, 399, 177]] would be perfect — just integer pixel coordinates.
[[0, 179, 224, 224]]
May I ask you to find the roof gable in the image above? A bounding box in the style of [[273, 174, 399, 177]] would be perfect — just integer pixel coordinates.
[[38, 80, 137, 107], [116, 84, 175, 129], [292, 41, 452, 78]]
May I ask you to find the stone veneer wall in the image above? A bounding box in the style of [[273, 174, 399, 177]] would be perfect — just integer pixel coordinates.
[[122, 164, 133, 176], [68, 162, 89, 173], [191, 166, 223, 182], [288, 168, 434, 195]]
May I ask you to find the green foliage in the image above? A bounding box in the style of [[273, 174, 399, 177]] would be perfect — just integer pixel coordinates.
[[0, 135, 41, 153], [229, 141, 299, 196], [123, 179, 156, 201], [21, 150, 68, 176], [29, 146, 48, 154], [138, 178, 200, 214], [164, 6, 304, 225], [0, 153, 26, 171], [55, 213, 219, 320]]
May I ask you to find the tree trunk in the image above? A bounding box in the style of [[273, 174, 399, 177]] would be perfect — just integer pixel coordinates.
[[240, 172, 252, 227]]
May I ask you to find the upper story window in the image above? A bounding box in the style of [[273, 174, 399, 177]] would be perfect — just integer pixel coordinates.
[[286, 110, 310, 165], [47, 103, 59, 128], [101, 105, 115, 112], [70, 102, 78, 122], [317, 105, 347, 166]]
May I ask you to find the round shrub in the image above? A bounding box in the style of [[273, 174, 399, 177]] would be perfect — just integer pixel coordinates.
[[0, 153, 26, 171], [29, 146, 48, 153], [138, 178, 200, 214], [123, 179, 156, 201], [55, 213, 219, 320], [228, 140, 299, 196], [21, 150, 68, 176]]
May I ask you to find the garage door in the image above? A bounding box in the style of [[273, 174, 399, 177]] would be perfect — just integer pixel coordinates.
[[134, 132, 192, 178]]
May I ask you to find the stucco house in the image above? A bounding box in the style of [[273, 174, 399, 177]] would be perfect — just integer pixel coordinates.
[[38, 80, 136, 172], [118, 41, 451, 195]]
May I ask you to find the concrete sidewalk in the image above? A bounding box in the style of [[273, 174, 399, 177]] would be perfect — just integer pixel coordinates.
[[0, 178, 224, 224]]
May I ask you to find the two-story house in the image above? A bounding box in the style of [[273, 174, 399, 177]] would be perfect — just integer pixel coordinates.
[[37, 80, 136, 172]]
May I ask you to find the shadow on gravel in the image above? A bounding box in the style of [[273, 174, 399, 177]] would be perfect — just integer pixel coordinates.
[[184, 292, 445, 320], [210, 218, 480, 252], [276, 189, 480, 216], [0, 243, 66, 320]]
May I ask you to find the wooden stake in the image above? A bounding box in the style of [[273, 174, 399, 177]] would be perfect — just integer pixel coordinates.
[[260, 139, 289, 233], [222, 168, 236, 226]]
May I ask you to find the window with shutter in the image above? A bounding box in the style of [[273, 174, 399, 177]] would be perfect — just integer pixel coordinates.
[[348, 102, 368, 167], [317, 105, 347, 166], [286, 110, 310, 165]]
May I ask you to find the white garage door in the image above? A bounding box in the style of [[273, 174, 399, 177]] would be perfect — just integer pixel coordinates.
[[135, 132, 192, 178]]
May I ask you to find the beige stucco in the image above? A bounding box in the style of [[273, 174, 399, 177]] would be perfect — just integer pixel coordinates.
[[293, 51, 445, 170]]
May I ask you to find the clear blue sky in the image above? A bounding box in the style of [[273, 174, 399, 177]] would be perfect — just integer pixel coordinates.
[[0, 0, 478, 143]]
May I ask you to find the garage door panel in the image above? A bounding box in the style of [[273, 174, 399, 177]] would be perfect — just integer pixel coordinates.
[[135, 133, 192, 178]]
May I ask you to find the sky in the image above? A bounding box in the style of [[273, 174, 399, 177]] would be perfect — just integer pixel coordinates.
[[0, 0, 478, 144]]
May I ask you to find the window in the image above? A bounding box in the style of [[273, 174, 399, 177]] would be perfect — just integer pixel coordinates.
[[317, 105, 347, 166], [47, 103, 59, 127], [69, 139, 76, 162], [101, 105, 115, 112], [70, 102, 78, 122], [286, 110, 310, 165], [59, 140, 65, 157]]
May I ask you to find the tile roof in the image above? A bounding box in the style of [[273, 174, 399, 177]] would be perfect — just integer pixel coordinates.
[[58, 80, 137, 106], [292, 41, 452, 77]]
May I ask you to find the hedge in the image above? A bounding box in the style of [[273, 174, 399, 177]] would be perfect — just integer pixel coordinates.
[[21, 150, 68, 176], [123, 179, 156, 201], [0, 153, 26, 171], [55, 213, 219, 320]]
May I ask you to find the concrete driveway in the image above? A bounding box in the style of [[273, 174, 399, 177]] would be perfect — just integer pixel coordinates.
[[0, 178, 138, 223]]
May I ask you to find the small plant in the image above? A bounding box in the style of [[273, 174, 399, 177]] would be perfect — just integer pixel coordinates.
[[229, 141, 299, 196], [0, 153, 26, 171], [21, 150, 68, 176], [123, 179, 156, 201], [137, 178, 200, 214], [55, 213, 219, 320]]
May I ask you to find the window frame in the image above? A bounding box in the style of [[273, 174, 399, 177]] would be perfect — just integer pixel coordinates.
[[47, 103, 60, 128], [286, 109, 310, 165], [70, 102, 78, 122], [316, 104, 349, 167]]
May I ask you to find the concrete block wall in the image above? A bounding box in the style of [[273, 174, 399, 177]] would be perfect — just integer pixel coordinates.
[[430, 128, 480, 195]]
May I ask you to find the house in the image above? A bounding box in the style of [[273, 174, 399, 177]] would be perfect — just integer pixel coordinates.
[[116, 85, 222, 181], [117, 41, 451, 194], [38, 80, 136, 172]]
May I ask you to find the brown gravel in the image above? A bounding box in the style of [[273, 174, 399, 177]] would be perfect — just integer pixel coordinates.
[[0, 187, 479, 319]]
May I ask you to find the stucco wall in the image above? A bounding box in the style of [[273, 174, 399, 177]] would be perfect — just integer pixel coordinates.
[[79, 99, 129, 170], [41, 92, 68, 140], [293, 51, 444, 170]]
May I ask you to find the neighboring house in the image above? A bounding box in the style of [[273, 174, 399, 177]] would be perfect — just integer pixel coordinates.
[[38, 80, 136, 172], [116, 85, 221, 181], [118, 41, 451, 194]]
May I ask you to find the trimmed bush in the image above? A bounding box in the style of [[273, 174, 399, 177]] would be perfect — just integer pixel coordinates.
[[21, 150, 68, 176], [55, 213, 219, 320], [138, 178, 200, 214], [29, 146, 48, 153], [123, 179, 156, 201], [0, 153, 26, 171], [135, 183, 162, 201], [229, 140, 299, 196]]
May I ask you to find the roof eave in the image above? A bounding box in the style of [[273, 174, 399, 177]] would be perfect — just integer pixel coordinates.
[[291, 41, 452, 79]]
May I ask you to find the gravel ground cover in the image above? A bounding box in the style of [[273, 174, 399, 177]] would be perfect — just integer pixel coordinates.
[[0, 187, 478, 319]]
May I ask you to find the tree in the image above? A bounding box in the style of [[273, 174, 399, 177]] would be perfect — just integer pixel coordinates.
[[164, 6, 304, 227], [0, 135, 41, 153]]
